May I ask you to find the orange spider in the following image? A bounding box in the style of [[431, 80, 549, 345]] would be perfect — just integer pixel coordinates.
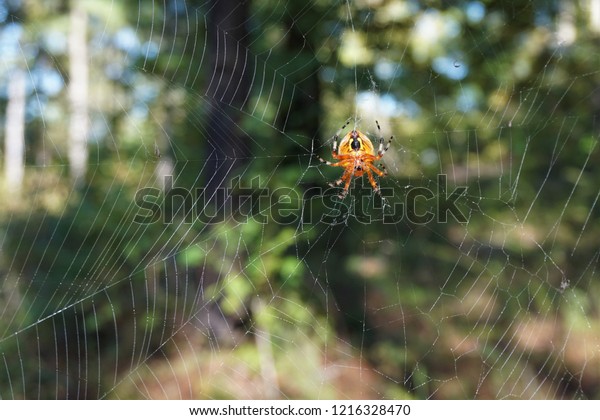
[[319, 120, 393, 198]]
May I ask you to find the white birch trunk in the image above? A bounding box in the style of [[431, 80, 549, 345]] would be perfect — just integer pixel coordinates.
[[68, 5, 89, 185], [4, 69, 26, 195], [557, 1, 576, 44], [590, 0, 600, 33]]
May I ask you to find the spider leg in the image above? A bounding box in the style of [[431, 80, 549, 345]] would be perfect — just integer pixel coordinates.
[[318, 155, 355, 198], [318, 156, 346, 167], [333, 118, 352, 155], [377, 135, 393, 156], [327, 166, 353, 198], [367, 161, 386, 177], [337, 118, 352, 136], [329, 172, 344, 186], [339, 170, 353, 198], [370, 154, 389, 175], [375, 120, 393, 157], [364, 167, 382, 196], [379, 162, 388, 177]]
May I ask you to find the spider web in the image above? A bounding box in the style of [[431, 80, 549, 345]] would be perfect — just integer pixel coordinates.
[[1, 0, 599, 400]]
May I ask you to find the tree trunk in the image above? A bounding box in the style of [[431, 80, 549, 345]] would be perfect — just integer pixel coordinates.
[[4, 69, 26, 195], [204, 0, 251, 198], [277, 8, 321, 146], [590, 0, 600, 33], [68, 4, 89, 185]]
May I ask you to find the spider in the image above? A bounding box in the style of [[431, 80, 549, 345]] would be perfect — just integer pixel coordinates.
[[318, 119, 393, 198]]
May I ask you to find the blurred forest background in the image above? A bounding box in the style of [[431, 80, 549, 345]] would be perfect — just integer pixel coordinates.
[[1, 0, 600, 399]]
